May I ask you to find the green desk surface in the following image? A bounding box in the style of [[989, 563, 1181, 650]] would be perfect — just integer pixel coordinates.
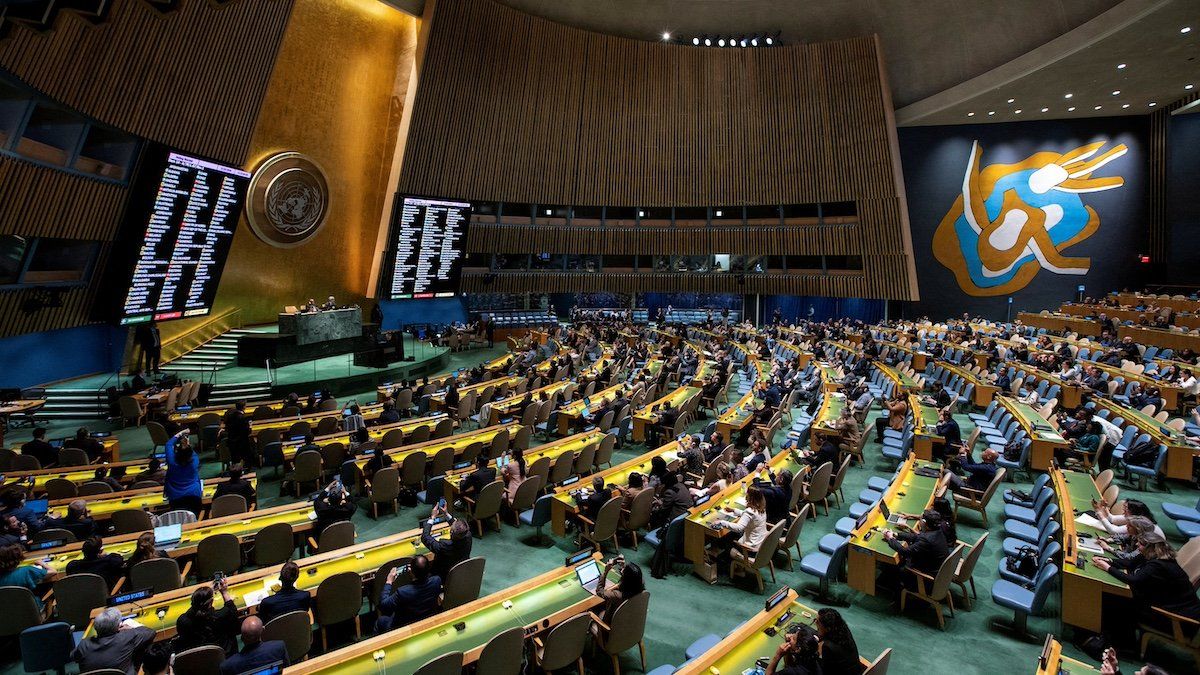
[[304, 565, 601, 674], [1000, 397, 1065, 443], [910, 395, 940, 431], [355, 424, 520, 470], [877, 363, 920, 391], [25, 503, 314, 568], [635, 387, 702, 423], [813, 392, 847, 431], [1059, 470, 1128, 588], [100, 527, 440, 637], [1095, 399, 1187, 445], [717, 393, 763, 430], [688, 448, 807, 529], [851, 459, 941, 558], [4, 458, 154, 491], [691, 600, 819, 675]]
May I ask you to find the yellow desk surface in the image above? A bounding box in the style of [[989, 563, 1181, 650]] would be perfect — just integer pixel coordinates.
[[996, 395, 1067, 471], [1036, 637, 1099, 674], [1092, 398, 1194, 480], [1054, 467, 1131, 633], [675, 590, 820, 675], [632, 386, 701, 442], [48, 476, 254, 520], [875, 362, 922, 394], [93, 525, 445, 640], [279, 415, 448, 461], [3, 453, 146, 492], [486, 379, 573, 423], [847, 456, 942, 595], [354, 424, 522, 473], [716, 390, 761, 442], [25, 502, 314, 568], [558, 382, 627, 435], [938, 361, 999, 407], [549, 441, 683, 536], [1005, 361, 1084, 409], [251, 403, 386, 435], [169, 400, 285, 425], [430, 376, 523, 411], [284, 554, 606, 674], [443, 429, 607, 495], [908, 394, 943, 460], [810, 391, 847, 450]]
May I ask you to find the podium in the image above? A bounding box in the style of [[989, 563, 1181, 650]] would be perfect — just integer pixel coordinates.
[[278, 307, 362, 345]]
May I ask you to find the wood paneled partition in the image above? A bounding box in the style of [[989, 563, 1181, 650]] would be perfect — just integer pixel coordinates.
[[398, 0, 918, 300]]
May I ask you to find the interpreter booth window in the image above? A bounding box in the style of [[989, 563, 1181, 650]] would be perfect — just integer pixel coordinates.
[[603, 255, 637, 272], [532, 253, 565, 271], [17, 102, 85, 168], [498, 202, 533, 225], [640, 207, 673, 227], [784, 256, 824, 273], [495, 253, 529, 271], [0, 79, 30, 152], [746, 205, 780, 226], [0, 235, 27, 286], [566, 254, 600, 272], [605, 206, 639, 228], [536, 205, 571, 226], [21, 238, 99, 285], [674, 206, 706, 226], [782, 204, 820, 226], [74, 125, 139, 181]]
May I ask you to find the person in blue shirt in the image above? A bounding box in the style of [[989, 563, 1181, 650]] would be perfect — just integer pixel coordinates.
[[0, 543, 54, 605], [1, 490, 44, 534], [164, 429, 202, 515], [375, 553, 442, 632]]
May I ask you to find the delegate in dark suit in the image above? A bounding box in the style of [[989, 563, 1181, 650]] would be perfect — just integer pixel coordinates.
[[219, 641, 290, 675]]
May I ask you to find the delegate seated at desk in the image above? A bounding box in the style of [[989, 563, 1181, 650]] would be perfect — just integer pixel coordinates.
[[299, 296, 338, 313]]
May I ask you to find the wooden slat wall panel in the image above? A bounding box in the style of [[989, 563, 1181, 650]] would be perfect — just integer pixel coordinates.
[[0, 0, 295, 166], [402, 0, 916, 300], [0, 157, 126, 239]]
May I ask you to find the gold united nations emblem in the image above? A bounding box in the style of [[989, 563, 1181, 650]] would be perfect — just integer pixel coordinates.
[[246, 152, 330, 248]]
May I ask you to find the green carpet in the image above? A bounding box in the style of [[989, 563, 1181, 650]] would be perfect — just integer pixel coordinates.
[[8, 349, 1199, 674]]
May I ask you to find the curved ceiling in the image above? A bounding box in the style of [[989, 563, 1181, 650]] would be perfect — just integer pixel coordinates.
[[490, 0, 1122, 107]]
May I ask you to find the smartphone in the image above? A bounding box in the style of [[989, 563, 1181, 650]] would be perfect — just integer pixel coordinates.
[[437, 498, 447, 510], [214, 571, 226, 583]]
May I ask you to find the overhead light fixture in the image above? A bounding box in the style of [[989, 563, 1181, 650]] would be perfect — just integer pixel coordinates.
[[751, 38, 758, 46], [1064, 93, 1073, 99], [544, 209, 552, 215], [1094, 105, 1102, 110], [1014, 109, 1022, 114], [1007, 98, 1015, 103], [1041, 107, 1049, 112], [638, 210, 645, 217], [1187, 84, 1195, 90], [1182, 26, 1192, 34], [1112, 90, 1121, 95], [967, 112, 975, 117], [765, 36, 773, 45], [715, 210, 723, 217], [662, 32, 671, 41], [740, 39, 747, 47], [692, 37, 700, 45], [1068, 106, 1076, 111], [987, 111, 995, 116], [1122, 104, 1130, 109], [1117, 63, 1127, 69], [704, 38, 711, 46]]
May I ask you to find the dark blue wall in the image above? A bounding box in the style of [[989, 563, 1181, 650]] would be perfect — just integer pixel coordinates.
[[762, 296, 886, 324], [899, 116, 1150, 320], [0, 324, 126, 389], [1166, 112, 1200, 284], [377, 297, 467, 331]]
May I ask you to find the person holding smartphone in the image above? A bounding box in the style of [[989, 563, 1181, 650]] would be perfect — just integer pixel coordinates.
[[765, 624, 823, 675], [174, 577, 240, 654], [421, 502, 473, 581], [164, 429, 202, 515]]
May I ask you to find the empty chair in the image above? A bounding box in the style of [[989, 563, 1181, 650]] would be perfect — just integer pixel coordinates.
[[592, 590, 650, 675], [208, 494, 247, 519], [518, 494, 555, 544], [463, 480, 504, 537], [173, 645, 225, 675], [414, 652, 464, 675], [477, 625, 525, 675], [56, 447, 90, 468], [400, 451, 427, 491], [314, 571, 363, 652], [195, 532, 242, 581], [507, 475, 543, 526], [952, 468, 1006, 525], [579, 497, 622, 553], [442, 556, 486, 610], [252, 522, 296, 567], [263, 610, 313, 664], [311, 520, 355, 554], [990, 564, 1060, 635], [952, 532, 989, 609], [42, 478, 78, 501], [51, 573, 108, 630], [777, 504, 811, 570], [130, 557, 183, 594], [369, 466, 401, 518], [78, 482, 113, 496], [292, 450, 324, 497], [532, 612, 591, 675], [20, 621, 75, 675], [110, 508, 153, 535], [803, 462, 834, 516], [799, 535, 850, 602]]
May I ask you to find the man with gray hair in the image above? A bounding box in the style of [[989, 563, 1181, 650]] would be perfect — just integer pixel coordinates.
[[71, 607, 156, 675]]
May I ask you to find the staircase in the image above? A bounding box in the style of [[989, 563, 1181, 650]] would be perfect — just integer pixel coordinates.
[[160, 327, 270, 374], [39, 387, 111, 421], [207, 380, 272, 406]]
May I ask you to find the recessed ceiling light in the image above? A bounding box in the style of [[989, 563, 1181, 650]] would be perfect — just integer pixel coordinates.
[[1065, 93, 1073, 99], [1187, 84, 1195, 90], [1007, 98, 1015, 104], [704, 38, 711, 46], [1182, 26, 1192, 34], [1041, 107, 1049, 112], [692, 37, 700, 45], [1112, 90, 1121, 95], [987, 111, 995, 116], [1149, 102, 1157, 107], [967, 112, 975, 117], [1068, 106, 1076, 111], [1014, 109, 1022, 114], [545, 209, 552, 215], [662, 32, 671, 40], [1094, 105, 1102, 110], [1122, 104, 1130, 109], [715, 210, 723, 217], [638, 210, 645, 217], [1117, 63, 1127, 69]]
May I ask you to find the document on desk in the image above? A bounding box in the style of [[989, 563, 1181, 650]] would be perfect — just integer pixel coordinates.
[[1075, 513, 1105, 531]]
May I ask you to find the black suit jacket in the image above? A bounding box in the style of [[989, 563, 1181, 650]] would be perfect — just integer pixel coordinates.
[[422, 520, 473, 580]]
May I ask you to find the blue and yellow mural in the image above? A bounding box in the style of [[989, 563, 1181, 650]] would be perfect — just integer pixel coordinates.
[[932, 140, 1127, 296]]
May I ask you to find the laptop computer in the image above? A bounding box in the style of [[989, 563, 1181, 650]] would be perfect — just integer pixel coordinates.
[[879, 502, 907, 527], [26, 499, 48, 516], [575, 559, 603, 594], [153, 523, 183, 550], [238, 661, 285, 675]]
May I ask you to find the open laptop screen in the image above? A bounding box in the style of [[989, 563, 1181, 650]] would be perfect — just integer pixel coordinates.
[[575, 560, 601, 589]]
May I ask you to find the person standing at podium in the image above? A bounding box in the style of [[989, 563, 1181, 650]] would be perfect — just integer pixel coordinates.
[[321, 295, 337, 311]]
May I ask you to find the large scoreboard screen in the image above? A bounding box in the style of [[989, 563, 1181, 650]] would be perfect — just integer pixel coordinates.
[[387, 195, 472, 299], [118, 151, 250, 325]]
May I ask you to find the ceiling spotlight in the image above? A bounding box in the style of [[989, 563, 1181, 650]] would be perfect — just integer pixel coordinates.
[[1014, 109, 1022, 114], [967, 112, 975, 117], [1187, 84, 1195, 90], [715, 210, 723, 217], [692, 37, 700, 45], [765, 37, 773, 45], [1182, 26, 1192, 34], [1007, 98, 1015, 104], [1041, 107, 1049, 112], [1149, 102, 1157, 107], [704, 38, 711, 46], [1112, 90, 1120, 95], [1064, 93, 1073, 99], [638, 210, 645, 217], [1068, 106, 1076, 111], [740, 39, 747, 47], [662, 32, 671, 41], [718, 38, 725, 46], [751, 38, 759, 46], [987, 111, 995, 116], [1117, 63, 1127, 69], [1122, 104, 1130, 109], [1094, 105, 1102, 110]]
